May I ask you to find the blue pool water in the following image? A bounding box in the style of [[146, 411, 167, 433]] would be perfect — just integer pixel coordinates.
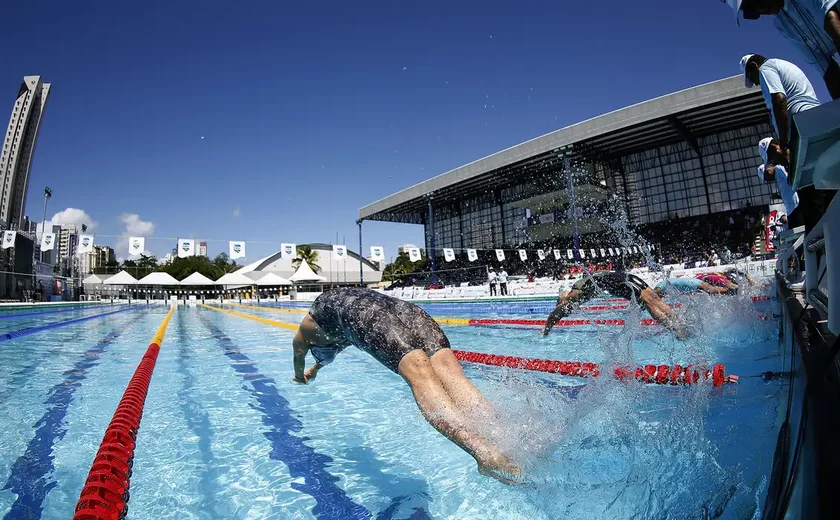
[[0, 288, 784, 519]]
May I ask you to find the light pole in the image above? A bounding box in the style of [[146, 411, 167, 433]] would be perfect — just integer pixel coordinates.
[[40, 187, 52, 264]]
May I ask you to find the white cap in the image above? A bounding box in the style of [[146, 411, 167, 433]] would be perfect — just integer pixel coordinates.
[[740, 54, 756, 87], [725, 0, 743, 25], [756, 164, 768, 183], [758, 137, 772, 165]]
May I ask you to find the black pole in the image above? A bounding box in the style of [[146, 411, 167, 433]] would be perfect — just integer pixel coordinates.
[[428, 198, 437, 285], [357, 219, 364, 287]]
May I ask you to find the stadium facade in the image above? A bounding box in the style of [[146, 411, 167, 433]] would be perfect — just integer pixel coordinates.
[[359, 76, 776, 259]]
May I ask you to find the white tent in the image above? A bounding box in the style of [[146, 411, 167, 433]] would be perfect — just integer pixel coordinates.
[[289, 259, 326, 282], [103, 271, 138, 285], [215, 272, 256, 287], [82, 274, 103, 284], [137, 272, 180, 286], [180, 272, 216, 286], [254, 272, 292, 286]]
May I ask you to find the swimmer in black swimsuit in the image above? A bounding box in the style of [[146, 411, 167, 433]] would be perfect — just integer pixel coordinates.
[[543, 271, 685, 338], [292, 288, 522, 484]]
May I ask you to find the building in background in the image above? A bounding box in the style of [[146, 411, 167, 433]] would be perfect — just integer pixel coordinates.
[[397, 244, 418, 255], [360, 76, 776, 262], [40, 224, 61, 265], [58, 224, 77, 260], [0, 76, 50, 230], [198, 241, 207, 257], [79, 245, 116, 275]]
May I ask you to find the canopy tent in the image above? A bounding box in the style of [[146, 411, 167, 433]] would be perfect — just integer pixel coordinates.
[[253, 272, 292, 286], [82, 274, 103, 284], [180, 272, 216, 286], [103, 271, 138, 285], [215, 272, 257, 287], [137, 272, 180, 286], [289, 259, 326, 282]]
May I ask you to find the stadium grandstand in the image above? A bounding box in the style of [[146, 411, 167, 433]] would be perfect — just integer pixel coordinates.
[[359, 76, 779, 286]]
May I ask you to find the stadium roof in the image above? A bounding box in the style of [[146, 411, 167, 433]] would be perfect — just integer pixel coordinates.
[[359, 76, 769, 223]]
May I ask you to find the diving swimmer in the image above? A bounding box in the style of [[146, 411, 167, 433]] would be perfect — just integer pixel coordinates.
[[543, 271, 685, 337], [291, 288, 521, 484], [655, 276, 733, 296]]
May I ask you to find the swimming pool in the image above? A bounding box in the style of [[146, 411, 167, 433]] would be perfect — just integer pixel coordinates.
[[0, 285, 784, 519]]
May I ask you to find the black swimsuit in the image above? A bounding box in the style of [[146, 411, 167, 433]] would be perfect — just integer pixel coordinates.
[[571, 271, 650, 301], [307, 288, 450, 373]]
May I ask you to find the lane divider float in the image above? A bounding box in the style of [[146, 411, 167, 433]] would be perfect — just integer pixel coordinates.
[[435, 317, 659, 327], [72, 306, 175, 520], [200, 304, 298, 330], [225, 302, 308, 314], [0, 307, 137, 343], [0, 304, 120, 320], [453, 350, 728, 387]]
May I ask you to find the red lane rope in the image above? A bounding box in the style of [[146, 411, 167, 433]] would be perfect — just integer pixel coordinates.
[[452, 349, 727, 387], [73, 308, 174, 520], [464, 317, 659, 327]]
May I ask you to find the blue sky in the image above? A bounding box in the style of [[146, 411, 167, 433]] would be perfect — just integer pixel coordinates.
[[1, 0, 820, 263]]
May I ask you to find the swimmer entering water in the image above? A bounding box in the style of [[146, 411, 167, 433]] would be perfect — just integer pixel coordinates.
[[291, 288, 522, 484], [654, 277, 733, 296], [543, 271, 684, 337]]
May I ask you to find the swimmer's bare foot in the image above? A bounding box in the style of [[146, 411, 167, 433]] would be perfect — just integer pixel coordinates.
[[475, 451, 524, 485], [304, 367, 317, 380]]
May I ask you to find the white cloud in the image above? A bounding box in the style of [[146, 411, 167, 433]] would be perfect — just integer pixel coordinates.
[[232, 208, 240, 218], [37, 207, 97, 235], [116, 213, 155, 258]]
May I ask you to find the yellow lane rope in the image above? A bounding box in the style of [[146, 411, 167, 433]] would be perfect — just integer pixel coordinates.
[[151, 306, 176, 346], [434, 317, 471, 326], [201, 303, 299, 331], [226, 302, 308, 314]]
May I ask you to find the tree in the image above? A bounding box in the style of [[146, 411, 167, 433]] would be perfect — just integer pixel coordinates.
[[382, 252, 427, 281], [292, 245, 321, 273]]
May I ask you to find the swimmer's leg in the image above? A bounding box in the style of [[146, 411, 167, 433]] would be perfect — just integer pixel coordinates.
[[699, 282, 728, 295], [639, 288, 687, 339], [543, 289, 585, 336], [429, 348, 494, 417], [398, 350, 521, 483]]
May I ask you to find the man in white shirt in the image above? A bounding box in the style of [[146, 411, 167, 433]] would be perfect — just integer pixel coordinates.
[[487, 267, 498, 296], [725, 0, 840, 97], [498, 269, 509, 296], [741, 54, 821, 160]]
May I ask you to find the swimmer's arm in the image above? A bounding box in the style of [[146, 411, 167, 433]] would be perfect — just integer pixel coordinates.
[[292, 332, 309, 384]]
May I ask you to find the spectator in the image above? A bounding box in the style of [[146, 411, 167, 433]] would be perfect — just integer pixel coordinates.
[[488, 267, 498, 296], [708, 250, 721, 266], [741, 54, 821, 160], [498, 269, 509, 296], [725, 0, 840, 98]]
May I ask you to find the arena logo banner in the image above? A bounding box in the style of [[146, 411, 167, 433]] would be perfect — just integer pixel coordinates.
[[408, 247, 421, 262], [600, 248, 606, 257], [590, 248, 597, 258], [334, 245, 348, 261], [553, 249, 561, 260], [443, 248, 455, 262], [128, 236, 145, 256], [229, 241, 246, 259], [608, 248, 614, 256], [281, 243, 297, 260], [178, 239, 196, 258], [537, 249, 546, 261], [566, 249, 573, 259], [467, 249, 478, 262], [579, 249, 586, 259], [495, 249, 505, 262], [765, 203, 786, 252], [41, 232, 56, 251], [2, 231, 15, 249], [369, 246, 384, 262], [518, 249, 527, 261], [78, 234, 94, 255]]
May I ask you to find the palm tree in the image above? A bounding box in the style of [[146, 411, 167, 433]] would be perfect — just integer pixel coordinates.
[[292, 245, 321, 273]]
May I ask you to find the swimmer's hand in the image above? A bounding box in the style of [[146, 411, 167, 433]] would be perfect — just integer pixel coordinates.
[[304, 367, 318, 381], [291, 375, 308, 384]]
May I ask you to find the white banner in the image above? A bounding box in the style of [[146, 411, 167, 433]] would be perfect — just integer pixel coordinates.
[[537, 249, 546, 261], [608, 248, 614, 256], [2, 231, 15, 249], [334, 245, 347, 261], [178, 239, 195, 258], [580, 249, 586, 259], [566, 249, 573, 259], [281, 243, 297, 259], [41, 232, 56, 251], [518, 249, 527, 261], [553, 249, 561, 260], [590, 248, 597, 258], [600, 248, 606, 257], [229, 241, 246, 259], [443, 248, 455, 262], [495, 249, 505, 262], [369, 246, 384, 262], [408, 247, 421, 262], [632, 246, 639, 254], [467, 249, 478, 262], [128, 236, 145, 256], [78, 234, 94, 254]]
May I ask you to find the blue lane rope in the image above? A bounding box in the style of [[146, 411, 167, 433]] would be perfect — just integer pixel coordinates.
[[0, 306, 138, 343], [0, 305, 118, 320]]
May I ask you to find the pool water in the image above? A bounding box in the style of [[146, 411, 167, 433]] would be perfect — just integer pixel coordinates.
[[0, 286, 784, 519]]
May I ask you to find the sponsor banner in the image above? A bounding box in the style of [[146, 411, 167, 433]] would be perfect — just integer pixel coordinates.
[[178, 239, 195, 258], [566, 249, 573, 259], [518, 249, 527, 261], [41, 232, 56, 251], [281, 243, 297, 259], [590, 248, 597, 258], [229, 241, 246, 259], [443, 248, 455, 262], [495, 249, 505, 262], [78, 234, 94, 254], [334, 244, 348, 261], [766, 203, 786, 252], [553, 249, 561, 260], [129, 236, 144, 256], [537, 249, 546, 261], [467, 249, 478, 262], [369, 246, 384, 262], [2, 231, 15, 249]]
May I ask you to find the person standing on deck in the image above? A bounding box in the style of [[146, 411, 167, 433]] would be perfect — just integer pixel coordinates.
[[487, 267, 498, 296], [498, 269, 509, 296]]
